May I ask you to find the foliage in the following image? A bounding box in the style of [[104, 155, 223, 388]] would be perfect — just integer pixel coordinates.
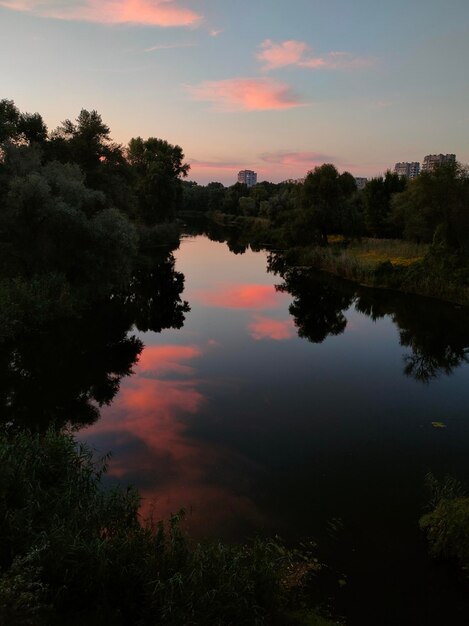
[[424, 472, 466, 510], [391, 163, 469, 249], [0, 429, 328, 625], [0, 274, 74, 341], [0, 98, 47, 145], [0, 155, 137, 297], [127, 136, 189, 224], [362, 171, 406, 238], [420, 474, 469, 572], [298, 164, 357, 245]]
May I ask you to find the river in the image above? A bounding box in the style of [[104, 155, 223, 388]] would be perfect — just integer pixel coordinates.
[[82, 234, 469, 624]]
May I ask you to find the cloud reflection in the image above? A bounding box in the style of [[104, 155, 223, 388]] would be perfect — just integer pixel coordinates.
[[137, 344, 202, 377], [194, 283, 287, 310], [85, 342, 264, 536], [249, 315, 294, 341]]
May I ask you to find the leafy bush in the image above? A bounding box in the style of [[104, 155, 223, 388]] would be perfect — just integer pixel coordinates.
[[420, 473, 469, 573], [0, 429, 331, 625], [420, 498, 469, 568]]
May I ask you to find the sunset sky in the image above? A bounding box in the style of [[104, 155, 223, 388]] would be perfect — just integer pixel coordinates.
[[1, 0, 468, 184]]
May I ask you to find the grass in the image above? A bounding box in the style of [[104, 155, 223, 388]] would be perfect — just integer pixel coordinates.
[[343, 239, 428, 269], [289, 237, 469, 305]]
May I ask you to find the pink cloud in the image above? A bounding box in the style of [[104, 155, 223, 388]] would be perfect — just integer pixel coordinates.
[[260, 150, 336, 166], [257, 39, 309, 71], [188, 158, 246, 171], [248, 315, 294, 341], [194, 283, 288, 310], [185, 77, 304, 111], [0, 0, 202, 27], [257, 39, 374, 71]]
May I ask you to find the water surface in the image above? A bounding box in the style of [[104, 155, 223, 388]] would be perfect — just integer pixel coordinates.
[[82, 235, 469, 624]]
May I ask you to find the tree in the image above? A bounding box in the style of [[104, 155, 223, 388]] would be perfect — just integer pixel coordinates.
[[0, 99, 20, 144], [298, 164, 357, 244], [127, 136, 189, 224], [49, 109, 132, 212], [221, 182, 248, 215], [0, 99, 47, 146], [206, 181, 225, 212], [391, 162, 469, 250], [363, 171, 406, 238], [238, 196, 256, 216], [1, 158, 136, 292]]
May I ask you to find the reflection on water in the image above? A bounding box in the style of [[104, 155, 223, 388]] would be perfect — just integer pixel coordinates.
[[3, 235, 469, 623], [0, 253, 188, 430], [87, 236, 469, 624], [0, 300, 142, 430], [269, 250, 469, 382]]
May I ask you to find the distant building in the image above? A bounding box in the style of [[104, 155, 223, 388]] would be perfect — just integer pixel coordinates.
[[355, 177, 368, 190], [421, 154, 456, 173], [394, 162, 420, 179], [237, 170, 257, 187], [282, 177, 306, 185]]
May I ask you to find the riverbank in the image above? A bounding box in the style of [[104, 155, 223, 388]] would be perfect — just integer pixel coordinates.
[[284, 237, 469, 306], [200, 214, 469, 306]]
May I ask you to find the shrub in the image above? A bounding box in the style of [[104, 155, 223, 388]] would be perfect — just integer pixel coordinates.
[[0, 428, 330, 625]]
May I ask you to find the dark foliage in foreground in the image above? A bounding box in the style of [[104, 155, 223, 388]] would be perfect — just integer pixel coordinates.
[[0, 429, 335, 626], [420, 473, 469, 576]]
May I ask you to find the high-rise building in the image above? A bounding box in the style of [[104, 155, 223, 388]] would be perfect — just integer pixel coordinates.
[[237, 170, 257, 187], [394, 162, 420, 179], [421, 154, 456, 173]]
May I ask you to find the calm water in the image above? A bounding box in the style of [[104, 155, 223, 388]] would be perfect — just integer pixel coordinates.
[[82, 235, 469, 624]]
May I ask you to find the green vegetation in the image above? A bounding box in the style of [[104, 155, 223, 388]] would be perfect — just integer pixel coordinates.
[[420, 474, 469, 575], [0, 428, 338, 626], [182, 161, 469, 304], [0, 99, 189, 339]]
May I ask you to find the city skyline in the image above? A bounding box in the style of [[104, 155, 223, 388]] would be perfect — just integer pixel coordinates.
[[1, 0, 468, 185]]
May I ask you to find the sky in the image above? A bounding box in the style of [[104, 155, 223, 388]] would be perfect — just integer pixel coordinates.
[[1, 0, 468, 185]]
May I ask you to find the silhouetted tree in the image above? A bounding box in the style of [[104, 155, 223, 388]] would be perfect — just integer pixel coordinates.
[[391, 162, 469, 250], [298, 164, 357, 244], [363, 171, 406, 238], [127, 136, 189, 224]]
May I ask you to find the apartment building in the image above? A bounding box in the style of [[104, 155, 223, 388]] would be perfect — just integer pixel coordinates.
[[421, 154, 456, 172], [237, 170, 257, 187], [394, 162, 420, 179]]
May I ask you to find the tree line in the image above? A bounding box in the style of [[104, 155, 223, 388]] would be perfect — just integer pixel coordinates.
[[0, 99, 190, 337], [181, 161, 469, 252]]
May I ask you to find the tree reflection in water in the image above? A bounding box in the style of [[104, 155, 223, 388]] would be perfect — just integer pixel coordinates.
[[268, 251, 469, 383], [0, 253, 189, 430]]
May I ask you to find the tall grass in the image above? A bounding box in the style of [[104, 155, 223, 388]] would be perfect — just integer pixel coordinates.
[[290, 238, 469, 305]]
